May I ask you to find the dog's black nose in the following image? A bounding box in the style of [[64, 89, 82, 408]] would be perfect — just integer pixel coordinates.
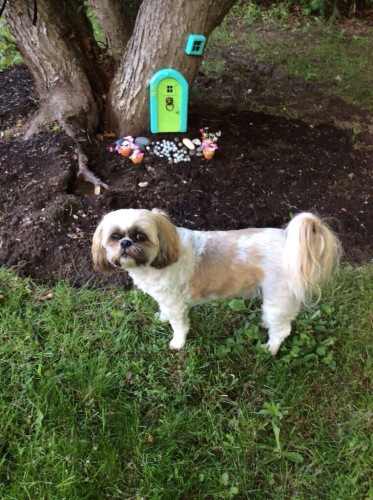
[[120, 238, 133, 249]]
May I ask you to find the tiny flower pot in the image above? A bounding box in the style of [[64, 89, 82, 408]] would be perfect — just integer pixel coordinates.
[[119, 146, 132, 157], [130, 156, 144, 164], [203, 150, 215, 160]]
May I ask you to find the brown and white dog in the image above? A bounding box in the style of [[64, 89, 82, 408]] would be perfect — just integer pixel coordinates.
[[92, 209, 341, 354]]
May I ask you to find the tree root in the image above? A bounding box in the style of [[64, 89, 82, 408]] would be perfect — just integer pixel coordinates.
[[23, 106, 108, 190], [58, 115, 109, 190], [24, 109, 47, 141], [74, 142, 108, 189]]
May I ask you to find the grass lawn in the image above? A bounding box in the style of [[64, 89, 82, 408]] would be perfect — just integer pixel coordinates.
[[206, 5, 373, 112], [0, 264, 371, 498]]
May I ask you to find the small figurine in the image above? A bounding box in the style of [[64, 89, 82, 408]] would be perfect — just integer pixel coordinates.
[[200, 128, 220, 159], [129, 147, 144, 164]]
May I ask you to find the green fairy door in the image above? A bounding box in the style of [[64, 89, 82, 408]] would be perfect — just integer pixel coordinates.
[[157, 77, 181, 132]]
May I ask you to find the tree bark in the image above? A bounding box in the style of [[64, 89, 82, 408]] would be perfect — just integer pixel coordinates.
[[106, 0, 235, 136], [4, 0, 107, 137], [87, 0, 135, 68]]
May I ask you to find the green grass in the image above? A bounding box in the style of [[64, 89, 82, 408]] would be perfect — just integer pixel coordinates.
[[0, 264, 372, 498], [250, 27, 373, 108], [207, 7, 373, 110], [201, 58, 227, 78]]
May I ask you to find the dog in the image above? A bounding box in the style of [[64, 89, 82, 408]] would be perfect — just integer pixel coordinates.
[[92, 209, 341, 355]]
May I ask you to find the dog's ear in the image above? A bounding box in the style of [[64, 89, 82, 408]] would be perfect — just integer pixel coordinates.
[[151, 209, 180, 269], [92, 224, 114, 271]]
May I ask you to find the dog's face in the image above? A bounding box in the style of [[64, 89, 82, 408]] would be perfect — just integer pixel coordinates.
[[92, 209, 180, 271]]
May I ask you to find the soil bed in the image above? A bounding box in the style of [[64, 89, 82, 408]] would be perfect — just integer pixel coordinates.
[[0, 64, 372, 288]]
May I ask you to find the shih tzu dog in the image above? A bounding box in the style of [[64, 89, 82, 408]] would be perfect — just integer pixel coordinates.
[[92, 209, 341, 355]]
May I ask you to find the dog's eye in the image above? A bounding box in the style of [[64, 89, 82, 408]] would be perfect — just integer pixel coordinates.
[[110, 233, 122, 241], [135, 232, 147, 242]]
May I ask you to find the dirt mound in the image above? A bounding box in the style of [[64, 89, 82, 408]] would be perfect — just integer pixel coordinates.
[[0, 65, 371, 288]]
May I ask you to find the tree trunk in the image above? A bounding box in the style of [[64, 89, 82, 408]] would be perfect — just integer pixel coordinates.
[[87, 0, 135, 68], [4, 0, 235, 183], [4, 0, 110, 137], [106, 0, 235, 136]]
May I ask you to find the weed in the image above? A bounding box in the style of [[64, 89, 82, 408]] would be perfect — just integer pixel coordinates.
[[45, 123, 62, 133], [0, 127, 19, 139], [0, 20, 23, 70], [201, 58, 227, 78]]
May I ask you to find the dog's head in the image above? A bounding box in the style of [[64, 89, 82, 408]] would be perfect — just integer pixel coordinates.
[[92, 208, 180, 271]]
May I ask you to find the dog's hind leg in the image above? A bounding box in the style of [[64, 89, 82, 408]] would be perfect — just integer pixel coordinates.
[[261, 295, 300, 355]]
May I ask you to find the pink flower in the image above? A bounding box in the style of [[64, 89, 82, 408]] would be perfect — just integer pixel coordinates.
[[201, 139, 218, 151], [200, 127, 221, 150], [122, 135, 134, 145], [110, 136, 137, 156], [129, 147, 144, 159]]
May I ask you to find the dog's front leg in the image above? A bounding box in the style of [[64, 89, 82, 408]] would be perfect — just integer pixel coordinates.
[[167, 307, 190, 350], [156, 309, 169, 323]]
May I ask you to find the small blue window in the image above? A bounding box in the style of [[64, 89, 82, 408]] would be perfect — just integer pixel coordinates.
[[185, 34, 206, 56]]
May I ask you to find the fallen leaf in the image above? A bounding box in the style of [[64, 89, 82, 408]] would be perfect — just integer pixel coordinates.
[[35, 292, 54, 302]]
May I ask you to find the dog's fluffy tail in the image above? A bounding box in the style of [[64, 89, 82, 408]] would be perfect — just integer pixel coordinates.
[[283, 213, 341, 305]]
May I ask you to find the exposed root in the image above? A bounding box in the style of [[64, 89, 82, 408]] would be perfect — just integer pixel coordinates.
[[23, 100, 108, 190], [24, 108, 49, 140], [58, 115, 108, 189], [74, 143, 109, 189]]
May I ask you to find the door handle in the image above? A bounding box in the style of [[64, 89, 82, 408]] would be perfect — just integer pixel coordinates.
[[166, 97, 174, 111]]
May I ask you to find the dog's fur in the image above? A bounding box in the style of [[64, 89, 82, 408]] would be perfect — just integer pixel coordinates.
[[92, 209, 341, 354]]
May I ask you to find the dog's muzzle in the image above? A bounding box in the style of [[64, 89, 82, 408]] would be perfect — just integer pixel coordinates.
[[118, 238, 148, 266], [120, 238, 133, 250]]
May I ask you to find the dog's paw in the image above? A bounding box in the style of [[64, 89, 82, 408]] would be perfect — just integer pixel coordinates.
[[169, 338, 186, 351], [261, 341, 279, 356]]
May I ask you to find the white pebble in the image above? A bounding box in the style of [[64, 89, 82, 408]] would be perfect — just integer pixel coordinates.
[[182, 138, 195, 150]]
